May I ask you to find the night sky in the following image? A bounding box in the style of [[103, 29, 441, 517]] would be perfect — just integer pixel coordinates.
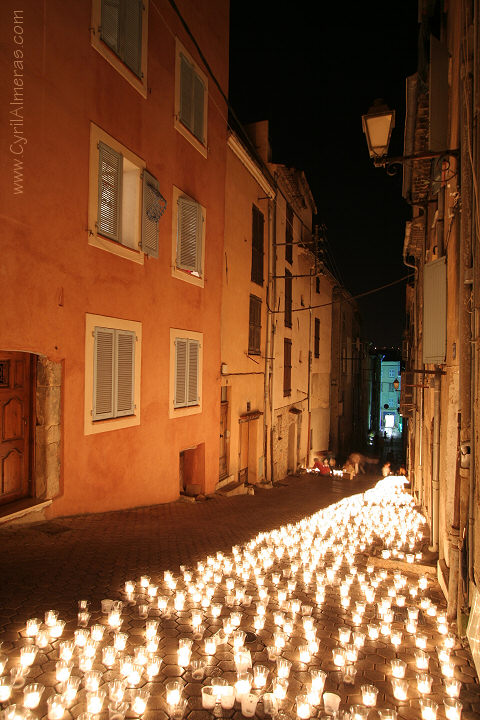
[[228, 0, 419, 348]]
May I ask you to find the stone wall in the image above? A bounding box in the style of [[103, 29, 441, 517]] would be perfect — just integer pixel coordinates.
[[35, 357, 62, 499]]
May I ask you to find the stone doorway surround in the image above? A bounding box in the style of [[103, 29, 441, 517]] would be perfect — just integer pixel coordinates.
[[0, 355, 61, 525]]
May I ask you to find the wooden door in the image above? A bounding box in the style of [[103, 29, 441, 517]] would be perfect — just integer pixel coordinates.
[[0, 352, 32, 504], [219, 402, 228, 479]]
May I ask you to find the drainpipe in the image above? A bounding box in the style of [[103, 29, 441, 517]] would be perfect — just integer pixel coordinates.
[[429, 372, 441, 552], [306, 261, 313, 466], [263, 197, 274, 483], [268, 192, 278, 484]]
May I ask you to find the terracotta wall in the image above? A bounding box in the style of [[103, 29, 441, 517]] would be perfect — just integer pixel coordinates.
[[0, 0, 229, 515]]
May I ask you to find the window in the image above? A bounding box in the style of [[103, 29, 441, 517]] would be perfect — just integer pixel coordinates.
[[314, 318, 320, 358], [169, 329, 203, 418], [172, 186, 206, 287], [89, 124, 161, 263], [388, 368, 396, 378], [174, 338, 200, 408], [84, 314, 142, 435], [248, 295, 262, 355], [251, 204, 264, 285], [285, 269, 292, 328], [283, 339, 292, 396], [175, 39, 208, 157], [315, 276, 320, 294], [286, 203, 293, 264], [91, 0, 148, 97]]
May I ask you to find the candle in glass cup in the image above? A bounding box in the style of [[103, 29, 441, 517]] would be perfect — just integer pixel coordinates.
[[36, 630, 49, 647], [108, 680, 127, 703], [253, 665, 268, 689], [444, 699, 462, 720], [391, 678, 408, 701], [420, 699, 438, 720], [47, 694, 66, 720], [102, 645, 117, 667], [23, 683, 44, 709], [417, 673, 433, 695], [444, 679, 461, 698], [333, 647, 346, 667], [55, 660, 72, 683], [131, 689, 149, 715], [391, 659, 406, 679], [25, 619, 40, 637], [296, 694, 311, 719], [166, 681, 183, 708], [361, 685, 378, 707], [61, 676, 81, 706]]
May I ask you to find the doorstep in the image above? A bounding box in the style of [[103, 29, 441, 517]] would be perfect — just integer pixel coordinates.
[[0, 498, 52, 526]]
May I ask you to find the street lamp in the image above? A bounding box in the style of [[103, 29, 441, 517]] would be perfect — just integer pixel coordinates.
[[362, 99, 458, 173], [393, 378, 400, 392]]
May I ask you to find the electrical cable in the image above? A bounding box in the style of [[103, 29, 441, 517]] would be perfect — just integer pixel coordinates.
[[268, 273, 413, 314]]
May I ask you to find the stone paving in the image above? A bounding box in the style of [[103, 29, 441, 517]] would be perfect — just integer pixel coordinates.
[[0, 473, 479, 720]]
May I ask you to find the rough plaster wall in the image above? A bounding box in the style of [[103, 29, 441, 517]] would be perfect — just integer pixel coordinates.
[[35, 357, 62, 499], [273, 408, 300, 481]]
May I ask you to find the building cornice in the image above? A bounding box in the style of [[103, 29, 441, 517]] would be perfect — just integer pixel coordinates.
[[227, 132, 276, 199]]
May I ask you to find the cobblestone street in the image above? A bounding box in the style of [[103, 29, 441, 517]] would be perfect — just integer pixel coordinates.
[[0, 474, 479, 720]]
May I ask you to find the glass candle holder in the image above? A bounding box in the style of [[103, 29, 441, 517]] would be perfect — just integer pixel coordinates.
[[444, 678, 461, 698], [415, 650, 430, 671], [361, 685, 378, 707], [444, 699, 462, 720], [108, 680, 127, 703], [332, 646, 347, 667], [350, 705, 369, 720], [276, 657, 292, 679], [25, 619, 41, 637], [253, 664, 268, 689], [47, 696, 66, 720], [417, 673, 433, 695], [339, 626, 351, 643], [84, 670, 102, 692], [391, 678, 408, 701], [323, 693, 341, 715], [420, 699, 438, 720], [61, 676, 81, 707], [0, 677, 12, 702], [23, 683, 45, 709], [296, 694, 311, 720], [131, 689, 149, 716], [391, 659, 406, 678], [273, 678, 288, 701], [166, 681, 183, 708], [367, 624, 379, 640], [342, 665, 357, 685]]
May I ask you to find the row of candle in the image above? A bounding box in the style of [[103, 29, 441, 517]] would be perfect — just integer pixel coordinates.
[[0, 477, 467, 720]]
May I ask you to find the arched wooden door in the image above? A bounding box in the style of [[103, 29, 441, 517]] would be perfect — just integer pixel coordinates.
[[0, 352, 32, 504]]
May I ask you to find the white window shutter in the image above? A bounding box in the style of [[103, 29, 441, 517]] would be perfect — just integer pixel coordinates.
[[98, 142, 122, 242], [177, 197, 201, 273], [141, 170, 160, 258], [100, 0, 120, 53], [192, 73, 205, 143], [121, 0, 142, 78], [174, 339, 188, 407], [114, 330, 135, 416], [187, 340, 199, 405], [179, 54, 194, 132], [93, 327, 115, 420]]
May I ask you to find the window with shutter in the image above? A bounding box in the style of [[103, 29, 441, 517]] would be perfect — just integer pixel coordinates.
[[283, 338, 292, 397], [93, 327, 115, 420], [248, 295, 262, 355], [285, 269, 292, 328], [174, 40, 208, 157], [100, 0, 142, 78], [177, 196, 202, 274], [174, 338, 200, 408], [314, 318, 320, 358], [93, 326, 135, 421], [251, 204, 264, 285], [98, 142, 122, 242], [115, 330, 135, 416], [286, 203, 293, 264], [179, 53, 205, 144]]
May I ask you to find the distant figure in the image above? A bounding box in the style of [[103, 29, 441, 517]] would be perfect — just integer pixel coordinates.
[[313, 457, 331, 476], [382, 461, 391, 477], [346, 452, 380, 475], [343, 460, 356, 476], [398, 465, 407, 476], [328, 456, 337, 469]]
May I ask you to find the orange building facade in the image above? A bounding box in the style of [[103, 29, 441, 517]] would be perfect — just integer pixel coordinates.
[[0, 0, 229, 520]]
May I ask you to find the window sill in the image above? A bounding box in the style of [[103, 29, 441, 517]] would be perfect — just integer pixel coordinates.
[[174, 117, 208, 158], [89, 232, 144, 265], [172, 265, 204, 288]]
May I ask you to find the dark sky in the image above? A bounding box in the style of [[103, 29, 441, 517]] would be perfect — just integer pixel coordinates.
[[228, 0, 419, 348]]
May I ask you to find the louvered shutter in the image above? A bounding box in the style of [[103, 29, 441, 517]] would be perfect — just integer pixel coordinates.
[[115, 330, 135, 416], [120, 0, 142, 77], [192, 73, 205, 143], [187, 340, 199, 406], [101, 0, 120, 54], [177, 197, 201, 273], [251, 205, 264, 285], [141, 170, 160, 258], [98, 142, 122, 242], [174, 338, 188, 407], [93, 327, 115, 420], [179, 55, 194, 133]]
